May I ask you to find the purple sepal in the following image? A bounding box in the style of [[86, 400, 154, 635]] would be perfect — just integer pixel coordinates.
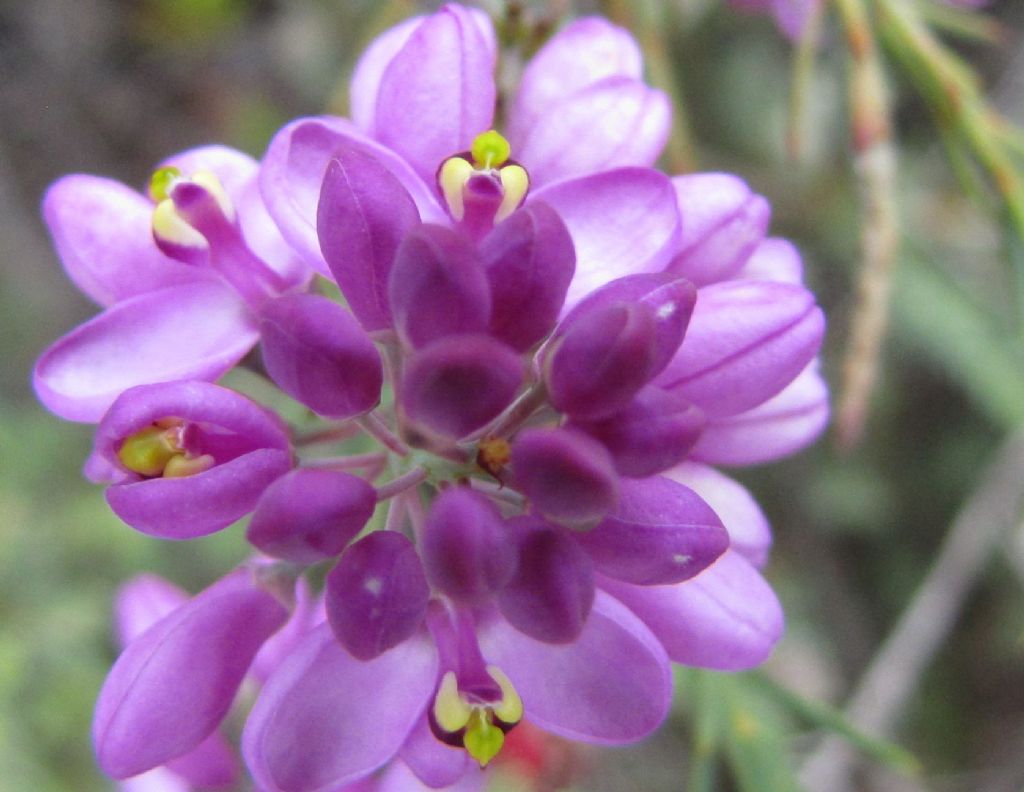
[[480, 203, 576, 351], [93, 567, 289, 779], [355, 5, 496, 185], [664, 462, 771, 568], [510, 427, 619, 527], [556, 272, 696, 378], [497, 519, 595, 643], [600, 549, 784, 670], [33, 280, 257, 423], [388, 225, 491, 349], [242, 624, 437, 792], [317, 145, 420, 332], [95, 381, 293, 539], [530, 168, 681, 310], [260, 293, 383, 419], [690, 362, 829, 466], [421, 487, 517, 604], [571, 387, 705, 478], [575, 476, 729, 585], [545, 302, 658, 420], [480, 591, 672, 743], [397, 713, 468, 788], [326, 531, 430, 661], [667, 173, 770, 287], [247, 469, 377, 564], [400, 335, 523, 440], [163, 731, 238, 790], [657, 280, 825, 418], [260, 117, 445, 275]]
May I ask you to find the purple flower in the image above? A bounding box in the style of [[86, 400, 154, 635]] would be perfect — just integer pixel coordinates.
[[35, 4, 837, 789], [94, 566, 290, 780], [87, 380, 293, 538], [112, 576, 239, 792], [261, 7, 679, 314], [34, 146, 310, 423], [242, 595, 671, 792]]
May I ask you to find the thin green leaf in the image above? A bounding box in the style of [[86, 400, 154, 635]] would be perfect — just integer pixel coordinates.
[[723, 676, 802, 792], [746, 673, 921, 776], [891, 252, 1024, 428]]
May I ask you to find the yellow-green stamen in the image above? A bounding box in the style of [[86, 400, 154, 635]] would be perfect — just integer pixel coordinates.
[[463, 709, 504, 767], [117, 426, 182, 477], [471, 130, 511, 170], [148, 167, 182, 203]]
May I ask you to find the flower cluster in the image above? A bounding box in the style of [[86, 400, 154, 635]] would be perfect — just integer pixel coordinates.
[[35, 5, 828, 791]]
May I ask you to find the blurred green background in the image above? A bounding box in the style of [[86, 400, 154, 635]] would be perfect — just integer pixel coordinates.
[[2, 0, 1024, 790]]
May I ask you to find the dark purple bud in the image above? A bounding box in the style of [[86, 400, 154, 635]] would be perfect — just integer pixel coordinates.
[[95, 381, 293, 539], [93, 567, 288, 779], [480, 202, 576, 351], [555, 272, 696, 377], [667, 173, 770, 287], [657, 281, 825, 418], [260, 293, 383, 419], [571, 387, 705, 478], [326, 531, 430, 661], [545, 302, 658, 420], [400, 334, 523, 440], [575, 476, 729, 585], [388, 224, 491, 349], [246, 468, 377, 563], [497, 520, 595, 643], [421, 487, 517, 604], [511, 427, 619, 527], [317, 143, 420, 331]]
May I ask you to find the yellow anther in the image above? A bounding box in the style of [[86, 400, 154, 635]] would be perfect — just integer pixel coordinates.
[[486, 665, 523, 725], [477, 438, 511, 480], [471, 130, 511, 170], [439, 157, 475, 222], [152, 199, 207, 249], [433, 671, 473, 733], [163, 453, 216, 479], [463, 709, 504, 767], [117, 426, 181, 477], [496, 165, 529, 223], [148, 167, 181, 203]]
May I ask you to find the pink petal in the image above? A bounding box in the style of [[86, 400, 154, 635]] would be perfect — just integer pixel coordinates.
[[371, 6, 496, 184], [243, 624, 437, 792], [737, 237, 804, 284], [517, 78, 670, 188], [691, 362, 830, 466], [42, 175, 201, 306], [510, 17, 643, 143], [532, 168, 681, 310], [658, 280, 824, 418], [34, 280, 258, 422], [479, 592, 672, 744], [601, 549, 784, 670]]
